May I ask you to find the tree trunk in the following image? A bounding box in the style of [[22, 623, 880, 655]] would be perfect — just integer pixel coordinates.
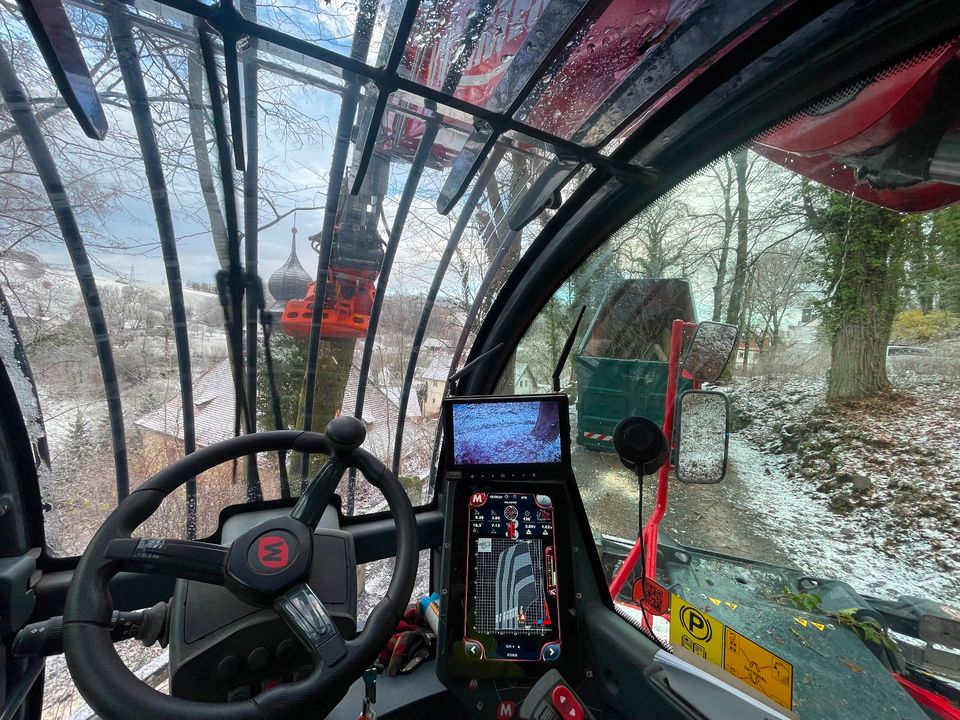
[[724, 149, 750, 326], [712, 157, 734, 322], [827, 317, 890, 401], [294, 337, 356, 480], [822, 212, 905, 402]]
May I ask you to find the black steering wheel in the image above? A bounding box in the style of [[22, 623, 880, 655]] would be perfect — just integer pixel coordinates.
[[63, 418, 418, 720]]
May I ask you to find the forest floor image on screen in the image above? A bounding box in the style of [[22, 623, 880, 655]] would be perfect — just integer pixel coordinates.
[[474, 538, 550, 634], [453, 401, 561, 464]]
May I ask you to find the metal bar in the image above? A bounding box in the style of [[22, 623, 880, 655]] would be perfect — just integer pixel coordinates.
[[240, 0, 261, 497], [142, 0, 655, 182], [607, 319, 693, 598], [427, 225, 520, 492], [198, 21, 262, 501], [349, 117, 440, 512], [223, 35, 246, 171], [108, 7, 199, 536], [0, 42, 131, 500], [350, 90, 390, 196], [390, 144, 506, 474], [350, 0, 421, 194], [15, 0, 108, 140], [66, 0, 347, 96], [436, 0, 601, 213], [298, 0, 379, 481]]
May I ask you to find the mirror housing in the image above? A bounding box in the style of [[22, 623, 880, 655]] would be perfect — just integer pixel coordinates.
[[681, 322, 739, 382], [675, 390, 730, 484]]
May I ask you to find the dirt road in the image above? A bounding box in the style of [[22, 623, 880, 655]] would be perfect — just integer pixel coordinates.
[[574, 436, 958, 604]]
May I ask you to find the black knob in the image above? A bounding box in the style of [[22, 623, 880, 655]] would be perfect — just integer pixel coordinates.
[[613, 416, 668, 475], [325, 415, 366, 455]]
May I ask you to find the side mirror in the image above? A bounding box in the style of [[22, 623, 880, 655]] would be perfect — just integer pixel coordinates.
[[675, 390, 729, 484], [681, 321, 739, 382]]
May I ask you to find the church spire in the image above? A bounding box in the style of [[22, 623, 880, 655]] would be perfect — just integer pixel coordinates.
[[267, 216, 311, 307]]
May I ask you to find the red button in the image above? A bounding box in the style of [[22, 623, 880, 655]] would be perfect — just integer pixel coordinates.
[[551, 684, 583, 720]]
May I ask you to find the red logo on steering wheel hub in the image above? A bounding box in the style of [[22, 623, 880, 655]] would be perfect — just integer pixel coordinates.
[[256, 535, 290, 569]]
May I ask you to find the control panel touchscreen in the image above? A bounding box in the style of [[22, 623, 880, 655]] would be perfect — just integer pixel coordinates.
[[464, 491, 561, 662]]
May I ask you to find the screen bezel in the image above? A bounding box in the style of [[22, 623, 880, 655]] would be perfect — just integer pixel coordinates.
[[443, 393, 572, 473]]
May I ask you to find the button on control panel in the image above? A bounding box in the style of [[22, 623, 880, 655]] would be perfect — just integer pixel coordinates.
[[519, 670, 595, 720]]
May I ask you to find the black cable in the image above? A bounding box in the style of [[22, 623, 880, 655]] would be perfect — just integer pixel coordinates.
[[249, 274, 291, 498], [390, 144, 506, 475], [298, 0, 379, 483]]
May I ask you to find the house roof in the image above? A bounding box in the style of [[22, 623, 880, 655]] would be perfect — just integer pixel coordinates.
[[135, 359, 432, 484], [422, 355, 452, 382], [515, 363, 537, 384], [135, 358, 237, 447]]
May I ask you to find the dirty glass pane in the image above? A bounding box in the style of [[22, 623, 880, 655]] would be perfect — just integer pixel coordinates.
[[512, 0, 705, 141], [506, 144, 960, 636], [238, 0, 389, 63], [399, 0, 554, 102]]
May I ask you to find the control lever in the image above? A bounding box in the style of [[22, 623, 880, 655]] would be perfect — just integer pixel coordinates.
[[519, 669, 595, 720], [12, 601, 169, 657], [358, 667, 377, 720]]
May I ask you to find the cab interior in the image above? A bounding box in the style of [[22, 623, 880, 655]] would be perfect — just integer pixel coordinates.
[[1, 1, 960, 719]]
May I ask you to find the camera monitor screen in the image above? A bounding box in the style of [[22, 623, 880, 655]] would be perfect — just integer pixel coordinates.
[[449, 397, 565, 466], [463, 491, 561, 662]]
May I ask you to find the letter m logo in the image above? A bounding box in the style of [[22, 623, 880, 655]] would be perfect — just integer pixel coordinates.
[[257, 535, 289, 568]]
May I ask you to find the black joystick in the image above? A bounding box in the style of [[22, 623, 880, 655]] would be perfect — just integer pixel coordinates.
[[612, 416, 668, 476], [325, 415, 366, 455]]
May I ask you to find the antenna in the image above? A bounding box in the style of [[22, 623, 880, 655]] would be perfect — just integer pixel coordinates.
[[447, 343, 505, 395], [552, 305, 586, 392]]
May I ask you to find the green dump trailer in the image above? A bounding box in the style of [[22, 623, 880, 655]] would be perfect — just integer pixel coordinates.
[[575, 278, 696, 451]]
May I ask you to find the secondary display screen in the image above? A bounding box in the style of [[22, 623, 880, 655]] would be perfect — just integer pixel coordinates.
[[463, 491, 561, 662], [451, 399, 563, 465]]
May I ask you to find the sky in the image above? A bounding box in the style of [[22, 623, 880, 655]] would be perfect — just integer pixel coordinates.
[[9, 0, 519, 304]]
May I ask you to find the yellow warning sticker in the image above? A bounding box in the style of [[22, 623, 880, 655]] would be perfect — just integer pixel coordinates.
[[795, 616, 827, 631], [669, 594, 724, 666], [723, 627, 794, 711], [707, 597, 739, 610]]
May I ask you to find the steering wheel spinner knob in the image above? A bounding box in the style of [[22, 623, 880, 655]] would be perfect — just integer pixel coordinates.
[[325, 416, 367, 455]]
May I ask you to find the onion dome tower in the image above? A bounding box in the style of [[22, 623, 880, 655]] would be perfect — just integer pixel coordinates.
[[267, 220, 311, 312]]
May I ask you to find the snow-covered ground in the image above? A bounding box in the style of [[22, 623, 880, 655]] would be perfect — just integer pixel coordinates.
[[724, 374, 959, 603], [575, 372, 959, 606]]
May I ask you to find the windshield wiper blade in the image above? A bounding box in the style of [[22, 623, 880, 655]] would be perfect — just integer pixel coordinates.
[[199, 20, 262, 502], [16, 0, 108, 140]]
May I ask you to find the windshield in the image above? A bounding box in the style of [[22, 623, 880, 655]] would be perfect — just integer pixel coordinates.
[[500, 44, 960, 718], [3, 0, 960, 718]]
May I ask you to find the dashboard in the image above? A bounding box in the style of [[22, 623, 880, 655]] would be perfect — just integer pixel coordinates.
[[162, 393, 613, 717], [436, 394, 609, 716]]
